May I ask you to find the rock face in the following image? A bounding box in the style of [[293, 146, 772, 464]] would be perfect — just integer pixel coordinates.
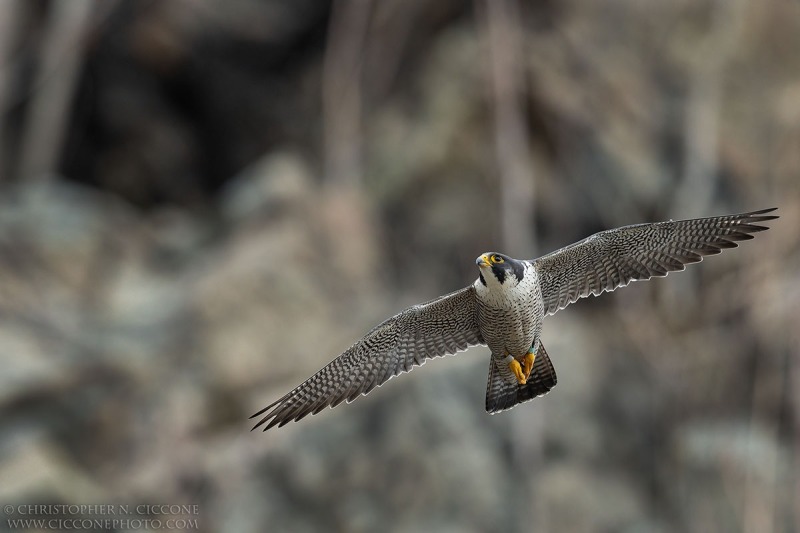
[[0, 1, 797, 532]]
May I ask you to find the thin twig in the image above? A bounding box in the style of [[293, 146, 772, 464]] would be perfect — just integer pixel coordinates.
[[17, 0, 95, 182], [484, 0, 536, 256], [322, 0, 372, 190], [0, 0, 25, 180], [671, 0, 747, 218]]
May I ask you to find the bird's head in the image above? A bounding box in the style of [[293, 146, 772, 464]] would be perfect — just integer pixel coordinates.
[[475, 252, 525, 288]]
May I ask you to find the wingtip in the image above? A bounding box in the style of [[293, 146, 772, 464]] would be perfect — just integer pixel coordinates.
[[748, 207, 779, 220], [250, 417, 268, 431], [738, 208, 779, 228], [249, 404, 278, 431], [250, 406, 289, 431], [250, 416, 280, 432], [249, 393, 286, 420]]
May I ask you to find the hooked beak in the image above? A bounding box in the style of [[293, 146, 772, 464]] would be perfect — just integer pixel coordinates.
[[475, 254, 491, 268]]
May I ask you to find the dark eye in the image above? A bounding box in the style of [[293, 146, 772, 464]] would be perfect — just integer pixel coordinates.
[[491, 255, 504, 264]]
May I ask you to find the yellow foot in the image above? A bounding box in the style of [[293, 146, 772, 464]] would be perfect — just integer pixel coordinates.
[[508, 359, 527, 385], [523, 351, 536, 381]]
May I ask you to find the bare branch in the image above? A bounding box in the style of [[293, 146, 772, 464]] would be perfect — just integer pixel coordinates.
[[483, 0, 536, 255], [17, 0, 96, 182]]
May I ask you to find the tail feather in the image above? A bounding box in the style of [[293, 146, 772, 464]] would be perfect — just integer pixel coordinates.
[[485, 342, 558, 414]]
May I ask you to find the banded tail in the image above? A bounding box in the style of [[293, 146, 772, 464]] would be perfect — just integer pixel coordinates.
[[485, 342, 558, 414]]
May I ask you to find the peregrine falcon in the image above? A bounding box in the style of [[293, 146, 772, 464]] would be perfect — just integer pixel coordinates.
[[251, 208, 778, 430]]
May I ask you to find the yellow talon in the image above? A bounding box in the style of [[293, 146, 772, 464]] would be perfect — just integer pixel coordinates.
[[508, 359, 527, 385], [523, 351, 535, 381]]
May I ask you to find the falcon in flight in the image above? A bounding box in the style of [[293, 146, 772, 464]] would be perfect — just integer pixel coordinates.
[[252, 208, 778, 430]]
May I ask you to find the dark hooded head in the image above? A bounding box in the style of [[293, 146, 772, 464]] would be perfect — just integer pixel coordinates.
[[475, 252, 525, 287]]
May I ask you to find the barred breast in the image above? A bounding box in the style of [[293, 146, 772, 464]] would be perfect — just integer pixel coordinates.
[[474, 262, 544, 362]]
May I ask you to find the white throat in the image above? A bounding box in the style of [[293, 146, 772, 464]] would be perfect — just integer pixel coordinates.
[[474, 263, 533, 307]]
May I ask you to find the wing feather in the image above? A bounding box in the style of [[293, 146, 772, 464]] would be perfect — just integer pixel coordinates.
[[533, 208, 778, 316], [251, 286, 484, 430]]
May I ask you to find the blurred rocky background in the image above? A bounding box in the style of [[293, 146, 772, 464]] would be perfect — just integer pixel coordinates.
[[0, 0, 798, 532]]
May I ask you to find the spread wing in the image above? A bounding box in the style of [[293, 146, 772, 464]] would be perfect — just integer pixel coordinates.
[[251, 286, 483, 430], [532, 208, 778, 316]]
